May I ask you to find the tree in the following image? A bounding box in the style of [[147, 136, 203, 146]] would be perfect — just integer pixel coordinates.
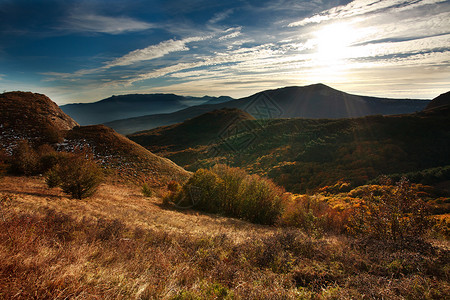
[[46, 154, 103, 199]]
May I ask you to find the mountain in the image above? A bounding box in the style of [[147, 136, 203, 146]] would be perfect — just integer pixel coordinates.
[[60, 94, 233, 125], [0, 91, 189, 183], [0, 91, 78, 149], [425, 91, 450, 111], [130, 104, 450, 193], [129, 108, 255, 152], [105, 84, 430, 135]]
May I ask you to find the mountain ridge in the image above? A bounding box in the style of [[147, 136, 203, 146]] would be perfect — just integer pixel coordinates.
[[61, 93, 234, 125], [105, 84, 430, 135]]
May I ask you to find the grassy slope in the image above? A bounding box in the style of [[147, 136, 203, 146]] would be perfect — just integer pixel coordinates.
[[136, 109, 450, 193], [1, 176, 449, 299]]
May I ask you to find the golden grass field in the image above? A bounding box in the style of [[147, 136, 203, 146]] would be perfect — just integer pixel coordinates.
[[1, 175, 449, 299]]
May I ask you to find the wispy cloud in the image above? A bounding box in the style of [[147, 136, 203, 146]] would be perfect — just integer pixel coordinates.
[[61, 13, 153, 34], [288, 0, 448, 27], [106, 36, 206, 67], [218, 27, 242, 40], [42, 35, 209, 81], [208, 9, 234, 24]]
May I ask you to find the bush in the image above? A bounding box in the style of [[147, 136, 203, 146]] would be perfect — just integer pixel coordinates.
[[46, 154, 103, 199], [142, 183, 153, 197], [167, 180, 181, 193], [178, 168, 223, 212], [236, 174, 284, 224], [168, 164, 285, 225], [348, 177, 432, 243], [279, 195, 349, 234], [37, 145, 66, 173], [9, 140, 39, 175]]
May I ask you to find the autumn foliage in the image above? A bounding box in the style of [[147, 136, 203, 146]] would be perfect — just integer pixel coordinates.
[[348, 177, 432, 242]]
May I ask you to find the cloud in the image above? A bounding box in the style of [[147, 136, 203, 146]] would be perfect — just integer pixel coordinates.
[[42, 35, 209, 81], [123, 43, 282, 85], [288, 0, 448, 27], [208, 9, 234, 24], [106, 36, 206, 68], [218, 27, 242, 40], [61, 13, 153, 34]]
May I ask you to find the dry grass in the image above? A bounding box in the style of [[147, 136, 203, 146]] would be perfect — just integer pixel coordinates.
[[1, 176, 449, 299]]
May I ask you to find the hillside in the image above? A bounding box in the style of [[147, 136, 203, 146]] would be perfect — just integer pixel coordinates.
[[61, 94, 233, 125], [131, 100, 450, 193], [63, 125, 190, 183], [425, 91, 450, 111], [105, 84, 429, 135], [0, 91, 78, 151], [0, 91, 189, 184], [129, 108, 255, 152]]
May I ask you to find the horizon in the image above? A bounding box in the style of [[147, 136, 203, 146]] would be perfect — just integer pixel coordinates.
[[58, 83, 435, 106], [1, 0, 449, 105]]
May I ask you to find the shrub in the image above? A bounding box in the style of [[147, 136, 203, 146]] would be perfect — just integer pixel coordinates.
[[45, 167, 61, 188], [168, 164, 285, 224], [9, 140, 39, 175], [37, 145, 68, 173], [348, 177, 432, 243], [167, 180, 181, 193], [178, 168, 223, 212], [236, 174, 284, 224], [142, 183, 153, 197], [46, 154, 103, 199], [279, 195, 350, 234]]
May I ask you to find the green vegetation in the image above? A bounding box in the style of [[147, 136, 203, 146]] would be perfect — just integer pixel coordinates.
[[141, 182, 153, 197], [45, 153, 103, 199], [139, 112, 450, 194], [167, 164, 285, 224]]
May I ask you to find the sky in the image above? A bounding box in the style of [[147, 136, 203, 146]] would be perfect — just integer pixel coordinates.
[[0, 0, 449, 105]]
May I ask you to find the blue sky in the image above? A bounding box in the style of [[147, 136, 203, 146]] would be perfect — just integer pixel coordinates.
[[0, 0, 449, 104]]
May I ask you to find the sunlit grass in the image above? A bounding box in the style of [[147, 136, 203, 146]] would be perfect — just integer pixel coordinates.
[[0, 176, 449, 299]]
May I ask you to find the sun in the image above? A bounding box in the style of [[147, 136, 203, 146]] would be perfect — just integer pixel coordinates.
[[314, 23, 356, 63]]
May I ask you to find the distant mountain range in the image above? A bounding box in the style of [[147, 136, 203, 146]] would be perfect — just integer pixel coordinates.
[[104, 84, 430, 135], [60, 94, 233, 125], [128, 93, 450, 193]]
